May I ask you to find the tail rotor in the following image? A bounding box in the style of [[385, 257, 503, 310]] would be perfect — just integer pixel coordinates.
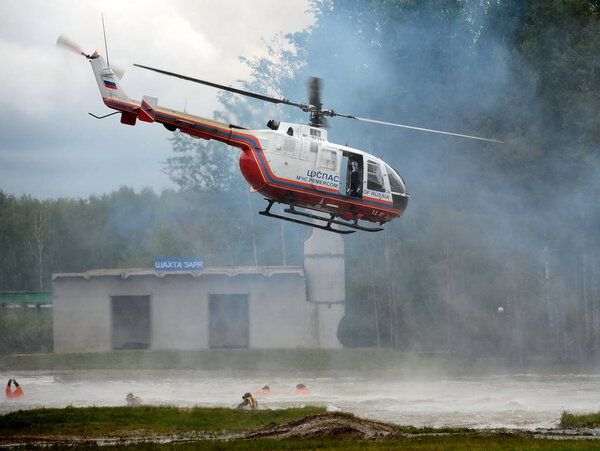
[[56, 34, 88, 57], [56, 34, 125, 79]]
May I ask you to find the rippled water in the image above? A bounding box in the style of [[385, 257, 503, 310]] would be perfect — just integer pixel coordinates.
[[2, 370, 599, 430]]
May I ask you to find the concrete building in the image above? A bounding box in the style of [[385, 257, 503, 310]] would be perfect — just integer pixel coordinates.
[[52, 229, 345, 353]]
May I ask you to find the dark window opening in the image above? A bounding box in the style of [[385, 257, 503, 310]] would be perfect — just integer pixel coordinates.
[[111, 295, 151, 350]]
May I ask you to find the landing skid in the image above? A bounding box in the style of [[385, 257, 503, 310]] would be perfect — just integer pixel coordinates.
[[258, 200, 384, 234]]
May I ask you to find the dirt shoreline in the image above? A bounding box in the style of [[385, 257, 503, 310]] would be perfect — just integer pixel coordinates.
[[2, 412, 600, 447]]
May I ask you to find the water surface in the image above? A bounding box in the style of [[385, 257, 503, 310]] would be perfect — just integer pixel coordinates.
[[2, 370, 599, 430]]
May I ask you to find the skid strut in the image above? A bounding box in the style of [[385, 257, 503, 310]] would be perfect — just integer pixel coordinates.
[[258, 200, 384, 234]]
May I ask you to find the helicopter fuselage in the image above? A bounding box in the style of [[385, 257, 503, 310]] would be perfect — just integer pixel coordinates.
[[237, 122, 408, 225]]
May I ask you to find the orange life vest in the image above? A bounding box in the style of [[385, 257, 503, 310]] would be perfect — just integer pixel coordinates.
[[254, 388, 272, 395], [5, 385, 24, 399]]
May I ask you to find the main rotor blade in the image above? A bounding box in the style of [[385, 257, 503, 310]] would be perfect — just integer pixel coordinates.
[[352, 116, 505, 144], [134, 64, 306, 109], [134, 63, 505, 143]]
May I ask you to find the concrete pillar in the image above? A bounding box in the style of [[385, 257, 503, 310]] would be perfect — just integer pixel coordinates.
[[304, 228, 345, 348]]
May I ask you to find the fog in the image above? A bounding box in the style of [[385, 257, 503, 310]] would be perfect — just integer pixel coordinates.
[[264, 0, 600, 361]]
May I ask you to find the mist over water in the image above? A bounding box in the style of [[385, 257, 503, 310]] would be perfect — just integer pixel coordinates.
[[3, 370, 600, 430]]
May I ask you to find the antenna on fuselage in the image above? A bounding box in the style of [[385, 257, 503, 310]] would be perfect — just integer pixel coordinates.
[[102, 13, 109, 68]]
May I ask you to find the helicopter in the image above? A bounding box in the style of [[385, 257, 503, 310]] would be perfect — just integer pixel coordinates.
[[58, 35, 503, 234]]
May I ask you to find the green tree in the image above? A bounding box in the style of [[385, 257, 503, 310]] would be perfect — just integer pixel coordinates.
[[163, 132, 240, 193]]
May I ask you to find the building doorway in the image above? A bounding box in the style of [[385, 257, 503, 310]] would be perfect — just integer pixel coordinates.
[[209, 294, 249, 349], [111, 295, 151, 350]]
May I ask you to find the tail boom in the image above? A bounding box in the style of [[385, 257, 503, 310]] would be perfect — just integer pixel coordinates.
[[87, 53, 255, 148]]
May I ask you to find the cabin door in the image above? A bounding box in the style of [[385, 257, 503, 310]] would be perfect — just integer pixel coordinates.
[[340, 153, 363, 197]]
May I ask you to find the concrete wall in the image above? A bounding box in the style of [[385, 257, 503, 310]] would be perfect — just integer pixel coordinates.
[[54, 277, 113, 353], [53, 267, 318, 353], [304, 229, 345, 348]]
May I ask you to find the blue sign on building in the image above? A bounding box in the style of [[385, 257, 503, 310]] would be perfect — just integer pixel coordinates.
[[154, 258, 204, 271]]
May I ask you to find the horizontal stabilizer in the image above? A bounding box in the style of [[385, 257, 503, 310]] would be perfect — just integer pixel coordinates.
[[139, 96, 158, 123]]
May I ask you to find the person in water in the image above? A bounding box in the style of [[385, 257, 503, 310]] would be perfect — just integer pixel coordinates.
[[254, 385, 272, 395], [295, 383, 309, 394], [5, 379, 24, 399], [126, 393, 142, 406], [237, 392, 258, 409]]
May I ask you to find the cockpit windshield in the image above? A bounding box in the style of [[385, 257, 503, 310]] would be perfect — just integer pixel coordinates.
[[384, 163, 406, 194], [384, 163, 408, 210]]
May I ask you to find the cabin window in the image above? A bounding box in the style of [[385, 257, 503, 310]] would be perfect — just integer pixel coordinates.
[[319, 148, 338, 171], [366, 160, 385, 192]]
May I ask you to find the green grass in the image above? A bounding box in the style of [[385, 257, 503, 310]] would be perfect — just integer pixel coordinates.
[[560, 410, 600, 428], [2, 406, 599, 450], [0, 405, 326, 437]]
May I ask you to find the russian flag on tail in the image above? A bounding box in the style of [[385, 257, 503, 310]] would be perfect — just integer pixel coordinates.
[[103, 79, 117, 90]]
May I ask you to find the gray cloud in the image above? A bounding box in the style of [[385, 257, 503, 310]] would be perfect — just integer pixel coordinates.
[[0, 0, 313, 199]]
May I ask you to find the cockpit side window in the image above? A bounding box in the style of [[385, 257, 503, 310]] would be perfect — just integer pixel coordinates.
[[366, 160, 385, 192]]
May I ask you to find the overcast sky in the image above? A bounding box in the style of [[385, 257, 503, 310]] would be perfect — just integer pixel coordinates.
[[0, 0, 314, 199]]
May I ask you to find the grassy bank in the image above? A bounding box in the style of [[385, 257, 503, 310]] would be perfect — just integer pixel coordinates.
[[561, 410, 600, 428], [0, 406, 326, 437], [0, 348, 568, 374], [1, 406, 598, 450], [1, 348, 442, 372]]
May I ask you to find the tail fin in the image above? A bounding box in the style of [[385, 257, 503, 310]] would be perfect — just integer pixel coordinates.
[[88, 53, 129, 102]]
